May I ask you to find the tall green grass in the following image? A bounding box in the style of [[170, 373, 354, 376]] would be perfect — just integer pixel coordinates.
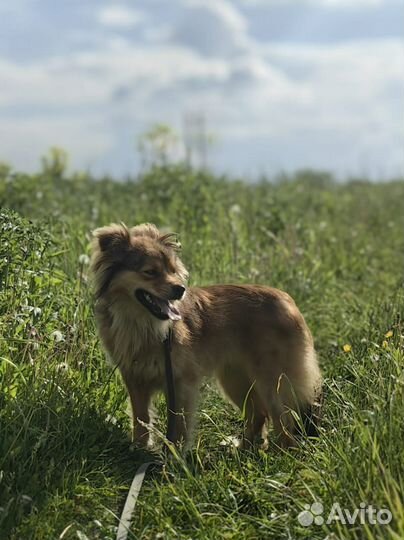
[[0, 165, 403, 539]]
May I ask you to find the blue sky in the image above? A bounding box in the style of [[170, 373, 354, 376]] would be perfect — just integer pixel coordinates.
[[0, 0, 403, 178]]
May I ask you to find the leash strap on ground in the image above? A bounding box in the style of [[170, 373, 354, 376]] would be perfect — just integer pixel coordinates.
[[116, 461, 156, 540], [164, 327, 176, 442], [116, 331, 176, 540]]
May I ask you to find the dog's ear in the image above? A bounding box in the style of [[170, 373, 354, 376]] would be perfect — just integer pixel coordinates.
[[159, 232, 181, 252], [93, 223, 130, 253]]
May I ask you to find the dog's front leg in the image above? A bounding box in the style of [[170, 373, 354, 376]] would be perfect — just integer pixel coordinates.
[[120, 369, 153, 448]]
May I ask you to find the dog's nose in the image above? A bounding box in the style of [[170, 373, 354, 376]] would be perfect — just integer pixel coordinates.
[[171, 285, 186, 300]]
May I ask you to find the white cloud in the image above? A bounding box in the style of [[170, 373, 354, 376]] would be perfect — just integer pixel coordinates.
[[229, 39, 404, 145], [0, 0, 403, 178], [173, 0, 249, 57], [319, 0, 384, 5], [241, 0, 387, 6], [98, 5, 144, 28], [0, 58, 111, 108], [0, 116, 113, 172]]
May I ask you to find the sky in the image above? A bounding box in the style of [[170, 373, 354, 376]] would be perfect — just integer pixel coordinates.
[[0, 0, 403, 179]]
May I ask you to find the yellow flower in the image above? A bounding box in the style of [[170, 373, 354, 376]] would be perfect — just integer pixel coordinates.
[[385, 330, 393, 339], [343, 344, 352, 353], [382, 340, 388, 349]]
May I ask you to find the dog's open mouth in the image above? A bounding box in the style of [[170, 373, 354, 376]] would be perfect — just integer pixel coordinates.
[[135, 289, 182, 321]]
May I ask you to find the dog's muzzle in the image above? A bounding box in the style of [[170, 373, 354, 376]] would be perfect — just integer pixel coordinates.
[[135, 289, 182, 321]]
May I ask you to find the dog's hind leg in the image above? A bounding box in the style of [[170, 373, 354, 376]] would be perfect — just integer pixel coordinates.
[[263, 370, 320, 448], [217, 367, 267, 448], [268, 395, 297, 449]]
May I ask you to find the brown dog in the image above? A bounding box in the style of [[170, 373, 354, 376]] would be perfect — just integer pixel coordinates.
[[90, 223, 322, 449]]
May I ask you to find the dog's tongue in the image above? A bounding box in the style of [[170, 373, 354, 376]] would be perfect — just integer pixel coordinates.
[[168, 304, 182, 321], [158, 299, 182, 321]]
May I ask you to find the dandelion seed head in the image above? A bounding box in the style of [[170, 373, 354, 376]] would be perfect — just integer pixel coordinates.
[[229, 204, 241, 216], [51, 330, 64, 342], [78, 254, 90, 266]]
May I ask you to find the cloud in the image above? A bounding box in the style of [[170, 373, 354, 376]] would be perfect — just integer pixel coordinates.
[[0, 116, 113, 173], [0, 57, 111, 108], [172, 0, 249, 57], [0, 0, 403, 177], [97, 5, 145, 28], [318, 0, 383, 6], [1, 35, 403, 176], [240, 0, 388, 7]]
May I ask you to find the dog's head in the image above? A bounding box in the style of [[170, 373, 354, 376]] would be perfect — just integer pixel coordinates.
[[90, 223, 188, 321]]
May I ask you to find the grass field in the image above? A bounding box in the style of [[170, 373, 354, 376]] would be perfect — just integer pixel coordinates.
[[1, 164, 403, 539]]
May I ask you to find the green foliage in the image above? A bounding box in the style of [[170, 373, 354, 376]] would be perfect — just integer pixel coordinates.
[[0, 167, 403, 539], [40, 147, 69, 179], [138, 124, 180, 170]]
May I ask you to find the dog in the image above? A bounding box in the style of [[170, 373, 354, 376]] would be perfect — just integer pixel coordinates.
[[90, 222, 322, 450]]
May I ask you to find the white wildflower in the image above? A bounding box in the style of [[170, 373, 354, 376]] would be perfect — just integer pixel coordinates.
[[51, 330, 64, 342], [105, 414, 118, 425], [229, 204, 241, 216], [56, 362, 69, 372], [78, 254, 90, 266]]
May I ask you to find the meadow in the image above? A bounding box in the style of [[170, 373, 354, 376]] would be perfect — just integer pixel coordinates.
[[0, 161, 403, 539]]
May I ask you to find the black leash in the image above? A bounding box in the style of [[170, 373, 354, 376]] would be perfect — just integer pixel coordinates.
[[163, 327, 176, 443], [116, 327, 177, 540]]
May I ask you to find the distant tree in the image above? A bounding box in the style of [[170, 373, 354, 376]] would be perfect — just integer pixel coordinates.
[[137, 124, 180, 171], [41, 147, 69, 179], [0, 161, 11, 178]]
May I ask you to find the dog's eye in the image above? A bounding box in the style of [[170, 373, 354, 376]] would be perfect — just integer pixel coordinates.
[[143, 269, 159, 278]]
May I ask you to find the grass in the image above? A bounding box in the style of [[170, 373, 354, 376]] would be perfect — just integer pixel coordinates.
[[0, 164, 403, 539]]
